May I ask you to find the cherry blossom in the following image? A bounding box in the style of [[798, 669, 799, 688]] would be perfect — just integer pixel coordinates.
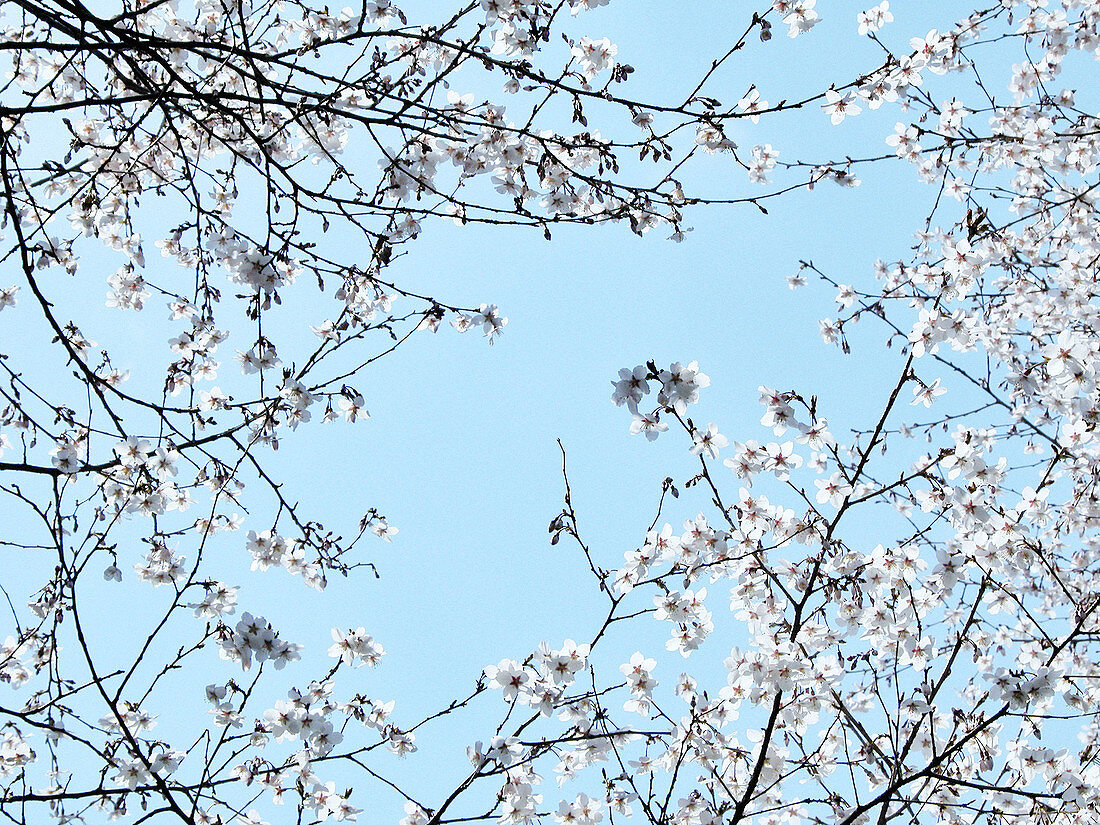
[[4, 2, 1100, 825]]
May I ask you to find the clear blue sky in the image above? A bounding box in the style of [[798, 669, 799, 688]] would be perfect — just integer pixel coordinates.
[[0, 1, 1012, 819], [221, 1, 959, 810]]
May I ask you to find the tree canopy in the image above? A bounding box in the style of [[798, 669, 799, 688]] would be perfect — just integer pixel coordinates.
[[2, 1, 1100, 824]]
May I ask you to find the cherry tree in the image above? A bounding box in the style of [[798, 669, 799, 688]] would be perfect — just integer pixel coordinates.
[[1, 0, 1099, 824]]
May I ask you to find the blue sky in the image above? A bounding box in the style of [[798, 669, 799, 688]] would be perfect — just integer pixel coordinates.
[[0, 0, 1018, 819], [204, 2, 963, 808]]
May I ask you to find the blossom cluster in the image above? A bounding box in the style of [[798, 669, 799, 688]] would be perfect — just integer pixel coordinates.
[[218, 613, 303, 671], [483, 639, 591, 717]]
